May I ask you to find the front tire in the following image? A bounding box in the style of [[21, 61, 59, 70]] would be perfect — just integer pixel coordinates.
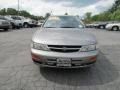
[[23, 23, 29, 28], [16, 26, 20, 29], [11, 23, 16, 29], [112, 26, 119, 31], [99, 25, 105, 29], [4, 28, 8, 31]]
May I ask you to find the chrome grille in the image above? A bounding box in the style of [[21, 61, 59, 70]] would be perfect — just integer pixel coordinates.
[[48, 45, 81, 53]]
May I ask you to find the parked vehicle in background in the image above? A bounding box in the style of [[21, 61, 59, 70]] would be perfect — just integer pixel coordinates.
[[85, 21, 119, 30], [96, 22, 108, 29], [32, 19, 38, 27], [19, 16, 37, 28], [37, 20, 44, 27], [92, 22, 100, 28], [31, 15, 98, 68], [85, 22, 101, 28], [85, 23, 94, 28], [4, 16, 23, 29], [10, 16, 23, 28], [106, 22, 120, 31], [0, 16, 10, 31], [91, 22, 107, 29]]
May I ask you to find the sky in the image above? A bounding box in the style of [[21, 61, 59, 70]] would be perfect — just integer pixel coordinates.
[[0, 0, 115, 16]]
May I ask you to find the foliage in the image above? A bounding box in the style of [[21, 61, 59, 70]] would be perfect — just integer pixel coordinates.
[[0, 8, 6, 15], [19, 10, 31, 17], [84, 12, 92, 23], [45, 13, 51, 19], [84, 0, 120, 23], [109, 9, 120, 20], [65, 12, 68, 15], [109, 0, 120, 13], [7, 8, 18, 15], [0, 8, 44, 20]]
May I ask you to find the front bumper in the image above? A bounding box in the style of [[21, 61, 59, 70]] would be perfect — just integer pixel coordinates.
[[29, 24, 37, 27], [0, 25, 10, 29], [31, 48, 99, 68], [106, 26, 112, 30], [14, 22, 23, 27]]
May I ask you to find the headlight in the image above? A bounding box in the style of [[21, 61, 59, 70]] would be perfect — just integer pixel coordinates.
[[2, 21, 8, 25], [29, 20, 33, 24], [80, 44, 97, 52], [106, 25, 110, 28], [31, 42, 49, 51]]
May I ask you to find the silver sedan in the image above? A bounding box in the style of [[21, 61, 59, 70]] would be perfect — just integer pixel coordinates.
[[31, 15, 99, 68], [106, 22, 120, 31]]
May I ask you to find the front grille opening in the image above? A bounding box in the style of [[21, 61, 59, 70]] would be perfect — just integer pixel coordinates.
[[48, 45, 81, 48], [50, 49, 79, 53], [48, 45, 81, 53]]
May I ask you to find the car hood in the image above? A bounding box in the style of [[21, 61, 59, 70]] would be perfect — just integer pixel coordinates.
[[107, 23, 120, 26], [32, 28, 97, 45], [0, 19, 7, 22], [15, 20, 23, 23]]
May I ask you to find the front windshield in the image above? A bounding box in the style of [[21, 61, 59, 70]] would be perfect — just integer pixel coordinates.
[[19, 16, 25, 20], [43, 16, 83, 28], [4, 16, 13, 20], [0, 16, 7, 20], [11, 16, 21, 20]]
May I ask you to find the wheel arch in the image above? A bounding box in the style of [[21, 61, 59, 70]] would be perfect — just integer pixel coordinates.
[[112, 25, 119, 30]]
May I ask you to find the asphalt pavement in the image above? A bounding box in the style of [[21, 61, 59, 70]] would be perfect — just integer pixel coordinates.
[[0, 28, 120, 90]]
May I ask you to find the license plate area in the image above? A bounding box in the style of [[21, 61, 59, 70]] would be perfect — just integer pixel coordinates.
[[57, 58, 71, 67]]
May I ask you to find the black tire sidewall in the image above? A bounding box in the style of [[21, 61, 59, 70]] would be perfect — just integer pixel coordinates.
[[24, 23, 29, 28], [112, 26, 119, 31]]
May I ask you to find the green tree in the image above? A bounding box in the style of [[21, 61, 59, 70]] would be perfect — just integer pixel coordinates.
[[45, 13, 51, 19], [65, 12, 68, 15], [19, 10, 31, 17], [30, 15, 44, 20], [91, 15, 99, 21], [110, 9, 120, 20], [109, 0, 120, 13], [6, 8, 18, 15], [85, 12, 92, 19], [84, 12, 92, 23], [89, 0, 120, 22], [0, 8, 7, 15], [0, 8, 44, 20]]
